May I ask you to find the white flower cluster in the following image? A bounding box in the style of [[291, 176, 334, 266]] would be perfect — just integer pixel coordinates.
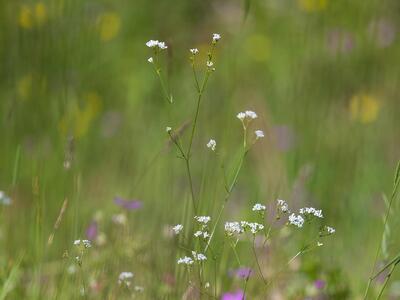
[[118, 272, 134, 286], [0, 191, 11, 205], [299, 207, 323, 218], [166, 126, 172, 133], [212, 33, 221, 42], [327, 226, 335, 234], [192, 251, 207, 262], [190, 48, 199, 55], [288, 213, 305, 228], [252, 203, 266, 212], [255, 130, 264, 139], [177, 256, 194, 265], [194, 230, 210, 239], [194, 215, 211, 224], [74, 239, 92, 248], [146, 40, 168, 50], [237, 110, 258, 121], [277, 199, 289, 213], [242, 221, 264, 234], [206, 139, 216, 151], [224, 221, 244, 236], [172, 224, 183, 235]]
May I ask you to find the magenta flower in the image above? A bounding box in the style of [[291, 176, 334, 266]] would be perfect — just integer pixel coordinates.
[[221, 290, 244, 300], [86, 221, 98, 240], [114, 197, 142, 210], [314, 279, 326, 289]]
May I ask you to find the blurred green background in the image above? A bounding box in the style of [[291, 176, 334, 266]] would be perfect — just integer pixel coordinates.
[[1, 0, 400, 299]]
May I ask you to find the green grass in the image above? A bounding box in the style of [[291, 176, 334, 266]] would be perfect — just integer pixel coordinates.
[[1, 0, 400, 299]]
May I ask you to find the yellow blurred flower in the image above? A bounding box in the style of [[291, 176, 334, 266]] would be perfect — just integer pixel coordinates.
[[35, 2, 48, 26], [18, 2, 48, 29], [97, 12, 121, 42], [59, 92, 102, 138], [349, 93, 381, 124], [244, 34, 270, 62], [297, 0, 327, 12], [17, 74, 33, 100], [19, 5, 33, 29]]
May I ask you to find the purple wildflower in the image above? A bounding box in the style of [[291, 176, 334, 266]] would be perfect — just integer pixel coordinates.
[[314, 279, 326, 289], [114, 197, 142, 210], [221, 290, 245, 300], [229, 267, 253, 279], [86, 221, 98, 240]]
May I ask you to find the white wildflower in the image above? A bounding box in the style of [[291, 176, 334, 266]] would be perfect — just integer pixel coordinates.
[[288, 213, 304, 228], [172, 224, 183, 235], [134, 286, 144, 292], [190, 48, 199, 55], [277, 199, 289, 213], [206, 61, 214, 67], [194, 230, 209, 239], [192, 251, 207, 261], [118, 272, 134, 286], [177, 256, 194, 265], [146, 40, 168, 50], [237, 112, 246, 120], [112, 213, 127, 225], [245, 110, 257, 119], [74, 239, 91, 248], [205, 282, 210, 288], [206, 139, 216, 151], [194, 216, 211, 224], [252, 203, 266, 212], [166, 126, 172, 133], [246, 222, 264, 234], [212, 33, 221, 42], [299, 207, 324, 218], [147, 57, 153, 63], [255, 130, 264, 139], [317, 242, 324, 247], [0, 191, 11, 205], [327, 226, 335, 234], [224, 221, 244, 236]]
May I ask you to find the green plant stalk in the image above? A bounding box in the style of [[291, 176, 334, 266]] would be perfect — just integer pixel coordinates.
[[364, 161, 400, 299], [376, 261, 399, 300], [252, 235, 267, 285]]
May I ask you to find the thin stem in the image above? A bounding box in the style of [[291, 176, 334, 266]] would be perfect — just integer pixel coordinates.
[[376, 261, 399, 300], [252, 236, 267, 285], [230, 239, 241, 266], [364, 162, 400, 299]]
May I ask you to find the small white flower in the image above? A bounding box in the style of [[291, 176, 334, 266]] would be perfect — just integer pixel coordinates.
[[74, 239, 91, 248], [245, 110, 257, 119], [288, 213, 304, 228], [327, 226, 335, 234], [205, 282, 210, 288], [317, 242, 324, 247], [0, 191, 11, 205], [206, 61, 214, 67], [192, 251, 207, 261], [194, 216, 211, 224], [255, 130, 264, 139], [147, 57, 153, 63], [177, 256, 194, 265], [146, 40, 168, 50], [246, 222, 264, 234], [118, 272, 134, 286], [299, 207, 324, 218], [194, 230, 210, 239], [112, 213, 127, 225], [146, 40, 159, 48], [166, 126, 172, 133], [212, 33, 221, 42], [190, 48, 199, 55], [206, 139, 216, 151], [252, 203, 266, 212], [224, 221, 244, 236], [158, 41, 168, 49], [277, 199, 289, 213], [237, 112, 246, 120], [172, 224, 183, 235]]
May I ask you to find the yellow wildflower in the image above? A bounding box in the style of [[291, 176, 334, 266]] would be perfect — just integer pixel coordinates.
[[298, 0, 328, 12], [349, 93, 381, 124], [35, 2, 48, 26], [98, 12, 121, 42], [19, 5, 33, 29]]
